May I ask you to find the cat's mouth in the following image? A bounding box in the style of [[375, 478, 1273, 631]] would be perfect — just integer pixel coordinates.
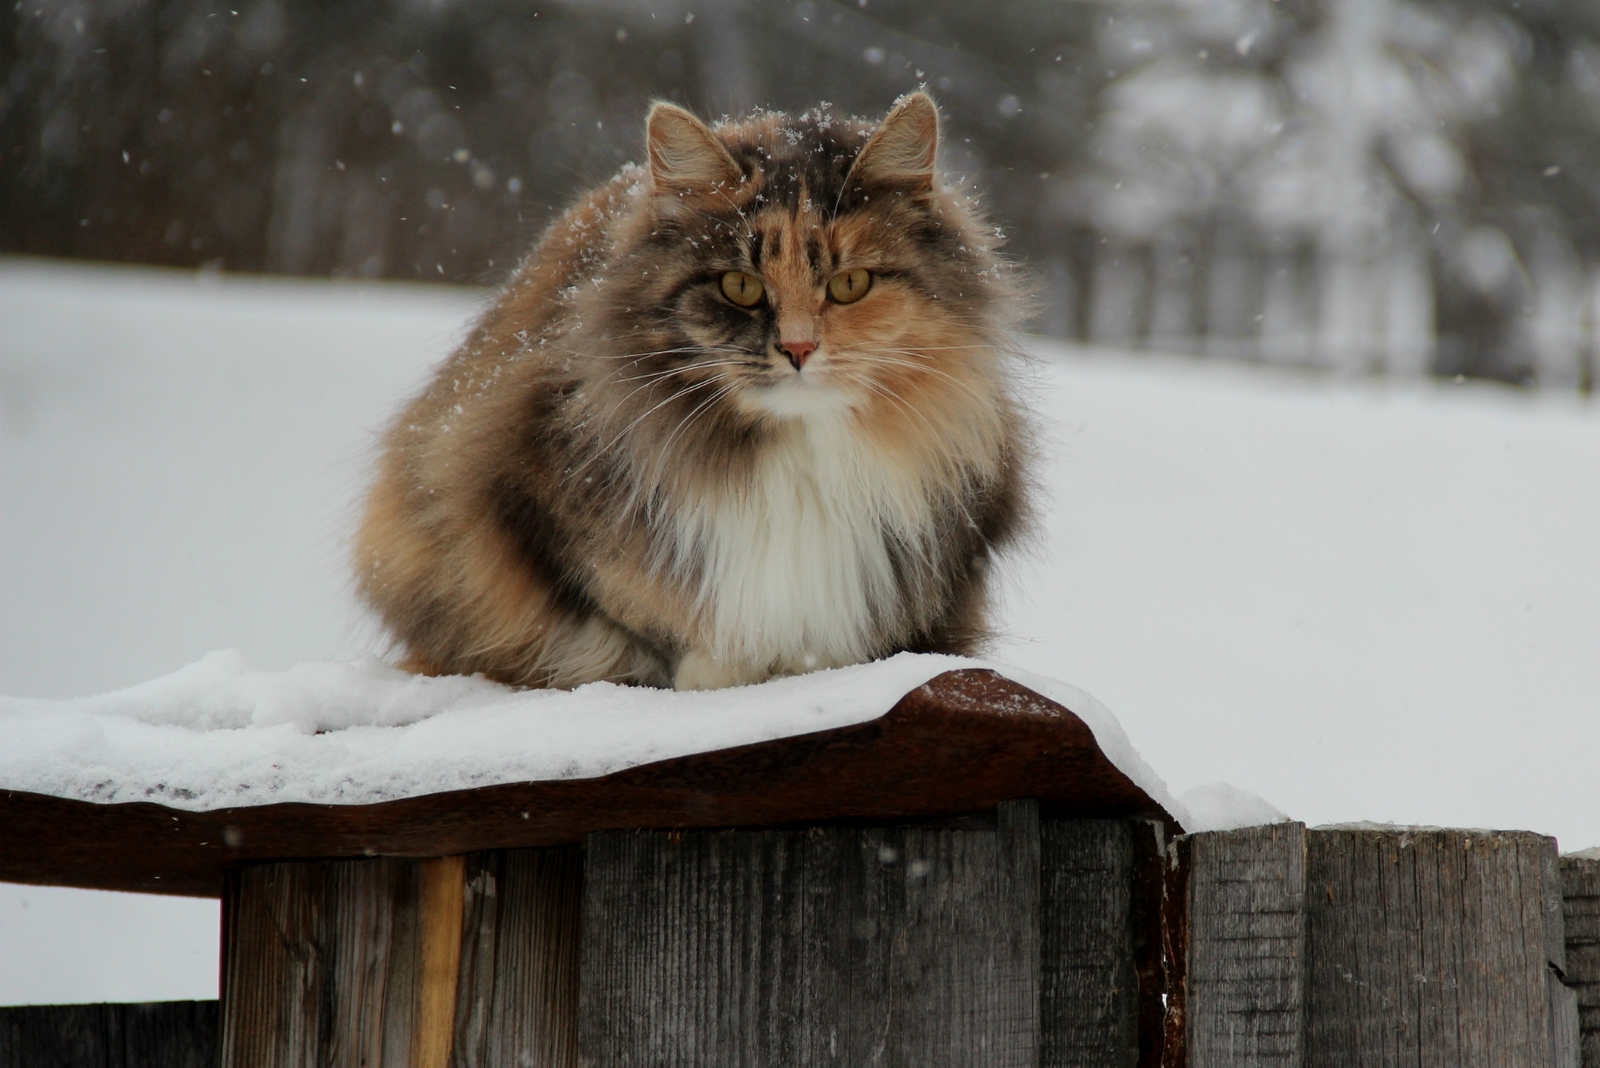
[[739, 357, 859, 418]]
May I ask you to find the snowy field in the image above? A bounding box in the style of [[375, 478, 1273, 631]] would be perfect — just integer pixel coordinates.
[[3, 257, 1598, 1005]]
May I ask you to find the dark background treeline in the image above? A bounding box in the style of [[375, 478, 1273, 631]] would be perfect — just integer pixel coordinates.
[[6, 0, 1600, 387]]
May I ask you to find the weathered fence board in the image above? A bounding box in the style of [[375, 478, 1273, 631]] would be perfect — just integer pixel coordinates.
[[1186, 822, 1307, 1068], [454, 847, 582, 1068], [0, 1001, 216, 1068], [578, 801, 1045, 1068], [1185, 825, 1582, 1067], [1305, 828, 1572, 1068], [38, 820, 1590, 1068], [1563, 856, 1600, 1067], [218, 855, 465, 1068], [1040, 819, 1139, 1067]]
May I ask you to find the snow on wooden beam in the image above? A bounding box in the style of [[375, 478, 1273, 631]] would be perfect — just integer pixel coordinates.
[[0, 669, 1175, 898]]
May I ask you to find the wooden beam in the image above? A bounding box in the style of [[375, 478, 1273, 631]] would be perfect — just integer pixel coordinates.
[[577, 803, 1045, 1067], [1186, 822, 1308, 1068], [0, 670, 1176, 898], [1562, 856, 1600, 1067]]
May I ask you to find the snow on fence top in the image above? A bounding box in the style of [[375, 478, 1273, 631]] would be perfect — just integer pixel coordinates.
[[0, 650, 1185, 826]]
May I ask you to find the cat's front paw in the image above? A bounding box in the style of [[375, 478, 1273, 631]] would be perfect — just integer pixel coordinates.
[[672, 650, 770, 691]]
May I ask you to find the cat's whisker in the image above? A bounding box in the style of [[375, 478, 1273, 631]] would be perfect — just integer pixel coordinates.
[[856, 376, 944, 444], [655, 377, 740, 464], [853, 354, 990, 406], [610, 359, 752, 386], [554, 342, 747, 364], [631, 378, 742, 508], [858, 343, 989, 353], [600, 358, 763, 414], [560, 373, 731, 487]]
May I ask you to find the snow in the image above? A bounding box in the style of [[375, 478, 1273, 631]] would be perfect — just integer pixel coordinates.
[[0, 649, 1178, 822], [989, 346, 1600, 859], [0, 260, 481, 696], [0, 884, 219, 1007], [4, 257, 1599, 1004], [1178, 783, 1289, 833]]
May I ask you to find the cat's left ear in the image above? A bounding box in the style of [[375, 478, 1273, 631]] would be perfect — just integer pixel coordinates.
[[847, 92, 939, 195], [646, 102, 743, 196]]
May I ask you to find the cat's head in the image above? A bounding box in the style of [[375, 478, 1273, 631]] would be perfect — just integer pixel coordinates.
[[595, 94, 1020, 427]]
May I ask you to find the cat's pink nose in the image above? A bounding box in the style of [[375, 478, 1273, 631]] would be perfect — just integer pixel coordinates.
[[781, 339, 817, 369]]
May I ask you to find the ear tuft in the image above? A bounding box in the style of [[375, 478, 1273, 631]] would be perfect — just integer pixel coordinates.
[[646, 102, 742, 195], [848, 92, 939, 193]]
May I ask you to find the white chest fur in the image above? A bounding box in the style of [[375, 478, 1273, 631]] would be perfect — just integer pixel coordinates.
[[670, 414, 935, 671]]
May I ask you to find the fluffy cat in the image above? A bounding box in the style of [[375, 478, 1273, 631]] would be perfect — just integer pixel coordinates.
[[355, 93, 1030, 691]]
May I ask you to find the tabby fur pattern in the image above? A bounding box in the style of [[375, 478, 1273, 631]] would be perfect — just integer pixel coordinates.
[[355, 93, 1031, 690]]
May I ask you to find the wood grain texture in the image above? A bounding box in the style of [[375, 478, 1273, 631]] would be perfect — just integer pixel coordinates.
[[453, 848, 583, 1068], [1152, 831, 1191, 1068], [1186, 822, 1307, 1068], [0, 1001, 216, 1068], [1305, 828, 1570, 1068], [0, 670, 1175, 898], [416, 856, 467, 1068], [1561, 856, 1600, 1067], [219, 855, 468, 1068], [1040, 819, 1138, 1068], [578, 802, 1042, 1068]]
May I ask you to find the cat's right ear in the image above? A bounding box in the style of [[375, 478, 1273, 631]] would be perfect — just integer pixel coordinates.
[[847, 92, 940, 195], [646, 102, 742, 196]]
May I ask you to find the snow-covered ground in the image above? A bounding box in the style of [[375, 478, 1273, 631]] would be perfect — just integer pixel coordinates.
[[3, 257, 1597, 1004]]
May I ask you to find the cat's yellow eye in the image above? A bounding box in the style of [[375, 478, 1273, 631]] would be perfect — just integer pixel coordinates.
[[720, 271, 765, 307], [827, 267, 872, 304]]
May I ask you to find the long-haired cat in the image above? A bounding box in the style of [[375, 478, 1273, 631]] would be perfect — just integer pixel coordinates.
[[355, 93, 1030, 691]]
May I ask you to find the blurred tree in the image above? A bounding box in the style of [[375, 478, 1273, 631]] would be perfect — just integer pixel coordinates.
[[2, 0, 1597, 388], [1, 0, 1098, 284]]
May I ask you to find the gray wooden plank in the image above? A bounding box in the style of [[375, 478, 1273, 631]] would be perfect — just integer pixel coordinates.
[[115, 1000, 219, 1068], [0, 1001, 216, 1068], [1561, 856, 1600, 1068], [1305, 828, 1566, 1068], [326, 857, 420, 1067], [453, 847, 582, 1068], [1040, 819, 1138, 1068], [578, 804, 1042, 1067], [219, 861, 330, 1067], [1185, 821, 1307, 1068], [1542, 848, 1577, 1068], [0, 1003, 111, 1068], [579, 827, 804, 1066]]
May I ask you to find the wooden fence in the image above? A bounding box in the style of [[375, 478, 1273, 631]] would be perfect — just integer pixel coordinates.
[[4, 820, 1596, 1067], [1, 670, 1595, 1066]]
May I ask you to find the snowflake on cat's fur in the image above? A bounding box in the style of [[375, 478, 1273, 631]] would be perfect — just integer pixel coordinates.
[[356, 94, 1032, 691]]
